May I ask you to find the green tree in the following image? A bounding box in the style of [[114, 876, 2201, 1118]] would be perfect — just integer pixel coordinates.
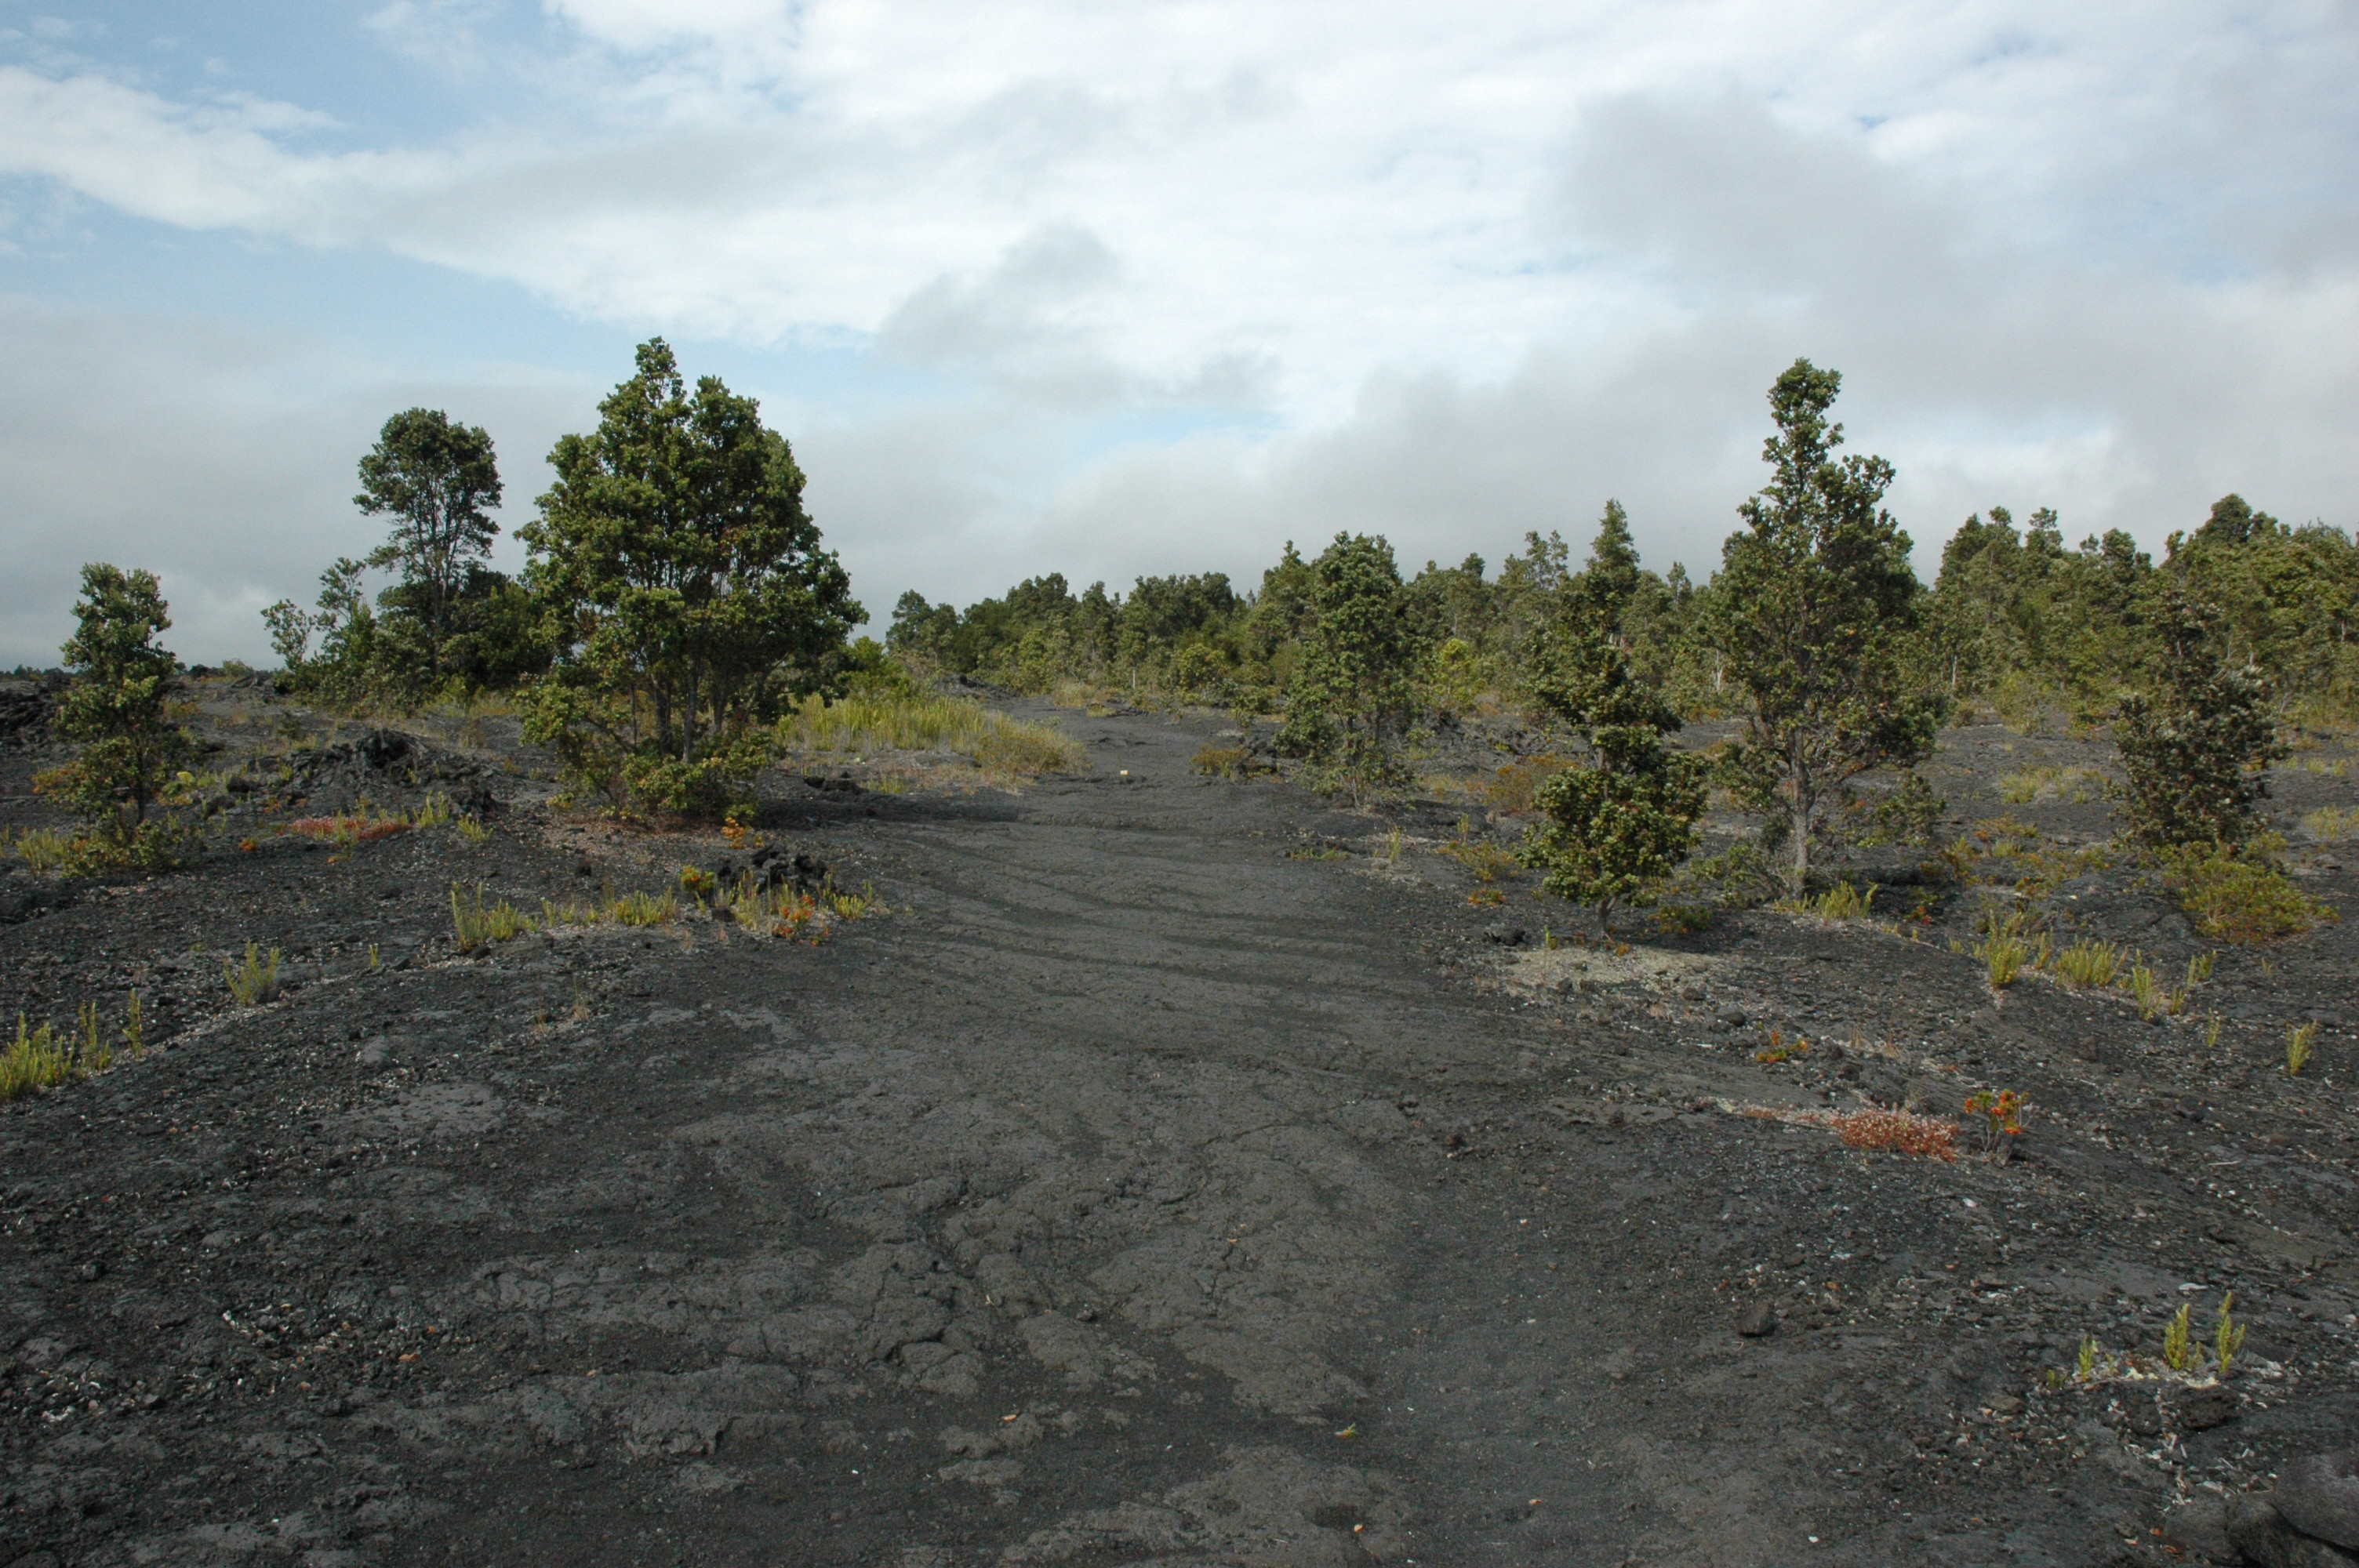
[[1519, 624, 1707, 934], [1710, 360, 1940, 893], [2114, 583, 2287, 849], [355, 408, 503, 659], [1277, 532, 1418, 799], [519, 339, 860, 814], [35, 564, 198, 864], [264, 557, 380, 705]]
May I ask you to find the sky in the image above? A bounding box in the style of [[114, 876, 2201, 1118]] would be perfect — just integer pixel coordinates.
[[0, 0, 2354, 666]]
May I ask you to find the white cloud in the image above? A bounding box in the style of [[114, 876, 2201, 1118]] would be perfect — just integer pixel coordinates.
[[0, 0, 2352, 656]]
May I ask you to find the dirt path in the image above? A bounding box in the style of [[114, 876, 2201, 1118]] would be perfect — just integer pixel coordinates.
[[4, 704, 2357, 1566]]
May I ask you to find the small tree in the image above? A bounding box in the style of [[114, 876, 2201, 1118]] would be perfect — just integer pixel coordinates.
[[1277, 533, 1418, 800], [356, 408, 503, 659], [264, 557, 380, 704], [1710, 360, 1941, 893], [35, 564, 198, 865], [2114, 583, 2286, 849], [519, 339, 860, 815], [1520, 617, 1706, 934]]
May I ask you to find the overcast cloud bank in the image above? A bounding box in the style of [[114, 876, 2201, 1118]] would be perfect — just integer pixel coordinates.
[[0, 0, 2351, 662]]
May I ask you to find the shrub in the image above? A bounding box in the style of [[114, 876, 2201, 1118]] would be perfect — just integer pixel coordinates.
[[1518, 627, 1707, 935], [2113, 586, 2286, 850], [1191, 744, 1249, 779], [519, 339, 861, 816], [2161, 840, 2339, 943], [1276, 532, 1419, 800], [35, 564, 200, 855]]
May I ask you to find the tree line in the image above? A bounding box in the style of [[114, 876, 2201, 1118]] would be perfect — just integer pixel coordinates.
[[30, 350, 2347, 938]]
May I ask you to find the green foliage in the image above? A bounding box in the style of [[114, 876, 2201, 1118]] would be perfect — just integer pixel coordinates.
[[2284, 1022, 2316, 1076], [2114, 585, 2288, 850], [357, 408, 503, 661], [34, 564, 199, 865], [1707, 361, 1943, 894], [519, 339, 860, 815], [775, 689, 1086, 774], [1277, 533, 1420, 799], [2055, 938, 2125, 989], [223, 942, 282, 1007], [1517, 561, 1707, 933], [9, 827, 73, 876], [2160, 838, 2338, 944], [2215, 1293, 2246, 1377], [450, 884, 533, 952]]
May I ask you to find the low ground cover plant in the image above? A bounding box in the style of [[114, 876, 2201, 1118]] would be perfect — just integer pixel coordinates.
[[2161, 839, 2338, 942], [776, 690, 1084, 775], [3, 996, 149, 1103]]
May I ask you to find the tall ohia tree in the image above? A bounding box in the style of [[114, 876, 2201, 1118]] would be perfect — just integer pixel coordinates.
[[1710, 360, 1943, 894], [519, 339, 860, 815]]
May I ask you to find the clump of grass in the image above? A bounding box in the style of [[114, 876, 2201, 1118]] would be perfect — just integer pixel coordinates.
[[2303, 805, 2359, 840], [1779, 880, 1874, 920], [2054, 938, 2124, 989], [412, 791, 456, 828], [1437, 837, 1518, 884], [822, 880, 880, 921], [777, 691, 1086, 775], [1477, 755, 1572, 815], [2161, 840, 2339, 943], [1997, 765, 2106, 805], [224, 942, 282, 1006], [9, 827, 73, 876], [1754, 1029, 1808, 1065], [456, 815, 493, 844], [609, 889, 679, 927], [2285, 1022, 2316, 1075], [450, 884, 533, 953]]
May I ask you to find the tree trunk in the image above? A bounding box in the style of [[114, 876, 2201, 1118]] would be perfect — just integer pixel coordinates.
[[1788, 796, 1812, 895]]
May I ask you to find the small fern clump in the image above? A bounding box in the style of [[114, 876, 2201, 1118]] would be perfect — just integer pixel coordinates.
[[2285, 1022, 2316, 1075]]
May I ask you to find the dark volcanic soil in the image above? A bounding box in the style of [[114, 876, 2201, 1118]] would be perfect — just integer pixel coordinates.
[[2, 688, 2357, 1567]]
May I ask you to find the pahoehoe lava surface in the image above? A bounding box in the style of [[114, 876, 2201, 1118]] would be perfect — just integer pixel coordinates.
[[3, 699, 2357, 1566]]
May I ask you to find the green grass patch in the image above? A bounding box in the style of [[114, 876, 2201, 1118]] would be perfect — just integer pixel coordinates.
[[776, 691, 1085, 776]]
